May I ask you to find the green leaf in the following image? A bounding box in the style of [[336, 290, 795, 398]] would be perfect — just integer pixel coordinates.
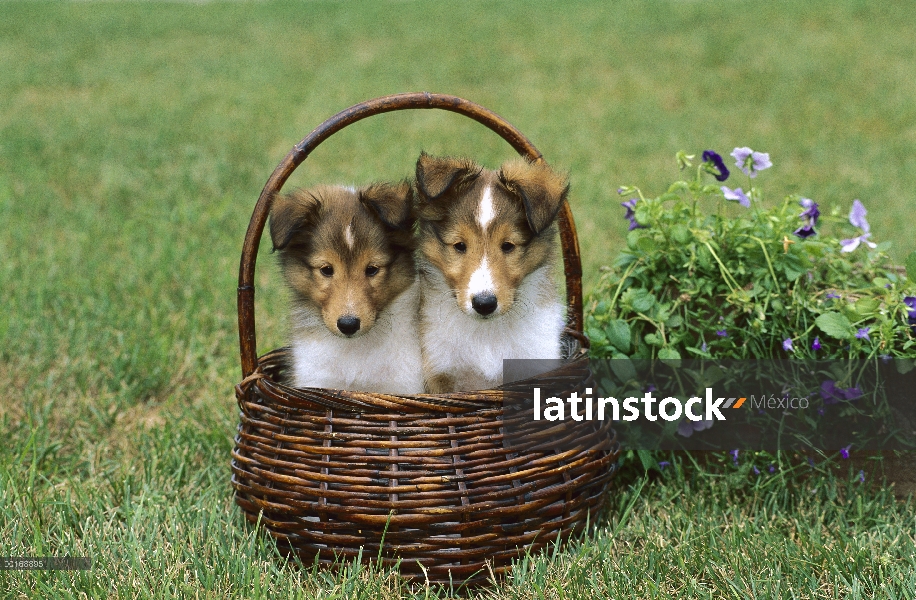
[[658, 347, 681, 361], [906, 251, 916, 284], [605, 320, 631, 354], [697, 246, 712, 270], [896, 359, 915, 375], [783, 265, 805, 281], [634, 206, 650, 226], [803, 241, 827, 257], [630, 290, 656, 313], [702, 366, 726, 386], [842, 305, 860, 323], [586, 326, 608, 347], [815, 312, 853, 340], [637, 449, 656, 472], [665, 314, 683, 328], [613, 252, 638, 268], [633, 292, 655, 312], [609, 354, 638, 383], [644, 333, 662, 347], [671, 224, 691, 244], [855, 298, 879, 315], [637, 235, 657, 253]]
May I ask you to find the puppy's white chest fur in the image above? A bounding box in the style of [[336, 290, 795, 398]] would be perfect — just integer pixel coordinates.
[[289, 280, 424, 394], [419, 260, 565, 391]]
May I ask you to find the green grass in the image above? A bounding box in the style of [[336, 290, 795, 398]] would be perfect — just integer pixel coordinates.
[[2, 0, 916, 597]]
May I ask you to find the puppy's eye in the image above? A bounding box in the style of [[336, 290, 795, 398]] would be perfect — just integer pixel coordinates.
[[365, 265, 379, 277], [319, 265, 334, 277], [453, 242, 467, 253], [501, 241, 516, 253]]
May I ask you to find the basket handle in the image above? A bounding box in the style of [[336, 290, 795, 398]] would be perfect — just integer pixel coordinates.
[[238, 92, 585, 378]]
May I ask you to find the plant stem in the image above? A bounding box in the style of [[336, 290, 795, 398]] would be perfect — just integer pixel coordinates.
[[740, 234, 780, 291], [702, 241, 742, 295], [609, 258, 642, 316]]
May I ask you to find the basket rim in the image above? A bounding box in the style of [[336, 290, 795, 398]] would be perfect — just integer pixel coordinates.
[[236, 334, 591, 413], [237, 92, 587, 381]]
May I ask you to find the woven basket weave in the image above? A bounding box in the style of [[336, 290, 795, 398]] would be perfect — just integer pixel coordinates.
[[231, 92, 620, 586]]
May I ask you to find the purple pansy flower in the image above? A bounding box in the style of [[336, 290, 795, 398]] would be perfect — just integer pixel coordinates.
[[658, 461, 671, 470], [840, 445, 851, 460], [904, 297, 916, 317], [799, 198, 820, 222], [855, 327, 871, 341], [841, 200, 878, 252], [702, 150, 730, 182], [904, 297, 916, 332], [721, 186, 751, 208], [794, 198, 820, 239], [825, 291, 841, 300], [752, 466, 760, 475], [782, 338, 794, 352], [701, 341, 708, 353], [849, 199, 869, 230], [821, 380, 864, 404], [731, 147, 772, 178], [730, 449, 739, 465], [794, 223, 816, 239], [821, 381, 841, 404], [807, 456, 816, 467], [817, 407, 826, 416], [621, 198, 645, 231], [768, 464, 776, 473], [841, 235, 876, 252], [716, 329, 728, 337], [812, 337, 822, 351], [858, 470, 865, 483], [676, 418, 713, 438]]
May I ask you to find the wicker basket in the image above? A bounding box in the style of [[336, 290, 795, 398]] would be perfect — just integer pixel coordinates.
[[231, 92, 620, 586]]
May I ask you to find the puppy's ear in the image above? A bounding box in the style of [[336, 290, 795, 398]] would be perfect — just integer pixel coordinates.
[[269, 189, 321, 251], [498, 158, 569, 235], [415, 152, 481, 202], [359, 180, 414, 230]]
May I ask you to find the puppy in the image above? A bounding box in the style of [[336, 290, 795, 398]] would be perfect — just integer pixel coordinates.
[[414, 153, 569, 393], [269, 182, 424, 394]]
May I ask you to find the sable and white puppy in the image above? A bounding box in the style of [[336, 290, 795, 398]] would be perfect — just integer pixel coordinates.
[[269, 183, 424, 394], [414, 153, 569, 394]]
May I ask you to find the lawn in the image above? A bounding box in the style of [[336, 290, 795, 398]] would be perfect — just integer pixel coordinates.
[[2, 0, 916, 597]]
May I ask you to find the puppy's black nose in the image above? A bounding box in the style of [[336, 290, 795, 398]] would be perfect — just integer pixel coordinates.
[[471, 293, 498, 316], [337, 316, 361, 336]]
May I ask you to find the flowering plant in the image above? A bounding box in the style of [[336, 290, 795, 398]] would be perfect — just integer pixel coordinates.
[[586, 148, 916, 467], [587, 148, 916, 362]]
